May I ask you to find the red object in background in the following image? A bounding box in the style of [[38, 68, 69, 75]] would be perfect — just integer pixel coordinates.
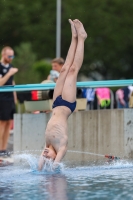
[[31, 91, 38, 100], [105, 155, 120, 160], [105, 155, 115, 159]]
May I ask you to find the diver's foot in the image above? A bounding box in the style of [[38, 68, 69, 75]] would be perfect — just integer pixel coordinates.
[[68, 19, 77, 38], [73, 19, 87, 40]]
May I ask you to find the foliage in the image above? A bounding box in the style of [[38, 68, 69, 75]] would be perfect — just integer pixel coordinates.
[[0, 0, 133, 82], [0, 0, 56, 59], [33, 60, 51, 81], [62, 0, 133, 80], [13, 42, 37, 84]]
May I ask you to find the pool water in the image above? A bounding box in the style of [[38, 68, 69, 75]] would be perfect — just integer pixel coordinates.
[[0, 154, 133, 200]]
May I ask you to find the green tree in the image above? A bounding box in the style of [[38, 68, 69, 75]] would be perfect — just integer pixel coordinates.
[[62, 0, 133, 79], [0, 0, 56, 59], [1, 0, 133, 80], [13, 42, 37, 84], [33, 60, 51, 81]]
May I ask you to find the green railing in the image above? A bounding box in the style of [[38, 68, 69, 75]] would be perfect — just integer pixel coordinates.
[[0, 79, 133, 92]]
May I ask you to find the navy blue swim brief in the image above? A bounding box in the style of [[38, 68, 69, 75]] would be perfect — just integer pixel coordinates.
[[52, 95, 76, 113]]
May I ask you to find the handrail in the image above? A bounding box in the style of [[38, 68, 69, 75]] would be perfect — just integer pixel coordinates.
[[0, 79, 133, 92]]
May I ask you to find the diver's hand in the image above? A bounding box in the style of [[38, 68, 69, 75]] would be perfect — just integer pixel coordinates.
[[38, 155, 45, 171]]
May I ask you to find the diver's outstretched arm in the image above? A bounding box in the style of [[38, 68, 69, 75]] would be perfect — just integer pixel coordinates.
[[38, 154, 45, 171], [53, 146, 67, 164]]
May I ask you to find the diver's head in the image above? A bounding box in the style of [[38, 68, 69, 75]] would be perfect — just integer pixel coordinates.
[[43, 146, 57, 160]]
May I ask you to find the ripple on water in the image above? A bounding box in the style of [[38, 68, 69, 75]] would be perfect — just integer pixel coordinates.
[[1, 154, 133, 200]]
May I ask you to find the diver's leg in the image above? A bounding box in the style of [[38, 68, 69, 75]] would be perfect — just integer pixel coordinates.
[[62, 19, 87, 102], [53, 19, 78, 101]]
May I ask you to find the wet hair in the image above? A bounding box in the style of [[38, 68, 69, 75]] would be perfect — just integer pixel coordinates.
[[51, 57, 65, 65], [1, 46, 14, 55]]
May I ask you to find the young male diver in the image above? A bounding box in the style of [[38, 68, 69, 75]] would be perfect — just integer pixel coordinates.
[[38, 19, 87, 170]]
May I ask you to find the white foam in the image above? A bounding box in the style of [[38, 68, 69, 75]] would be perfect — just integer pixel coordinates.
[[12, 153, 64, 174]]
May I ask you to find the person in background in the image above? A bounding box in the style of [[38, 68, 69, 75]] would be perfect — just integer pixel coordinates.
[[129, 86, 133, 108], [0, 46, 18, 157], [95, 87, 111, 109], [82, 88, 95, 110], [116, 86, 131, 108], [31, 59, 64, 113], [47, 58, 64, 82]]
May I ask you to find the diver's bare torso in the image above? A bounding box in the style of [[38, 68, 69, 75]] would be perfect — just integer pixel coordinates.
[[45, 106, 71, 153]]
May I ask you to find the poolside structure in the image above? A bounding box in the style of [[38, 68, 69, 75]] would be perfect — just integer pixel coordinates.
[[1, 80, 133, 162]]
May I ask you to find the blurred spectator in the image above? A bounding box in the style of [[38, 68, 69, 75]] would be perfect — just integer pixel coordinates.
[[116, 87, 129, 108], [17, 58, 64, 104], [82, 87, 114, 110], [31, 56, 82, 113], [82, 88, 95, 110], [116, 86, 133, 108], [0, 46, 18, 157], [95, 88, 111, 109], [129, 86, 133, 108], [30, 58, 64, 103], [47, 57, 64, 82], [36, 58, 64, 101]]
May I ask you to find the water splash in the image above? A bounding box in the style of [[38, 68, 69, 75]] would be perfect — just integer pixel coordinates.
[[67, 150, 104, 157], [13, 153, 38, 170], [67, 150, 121, 159], [4, 149, 132, 176], [35, 157, 64, 174], [13, 153, 64, 174]]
